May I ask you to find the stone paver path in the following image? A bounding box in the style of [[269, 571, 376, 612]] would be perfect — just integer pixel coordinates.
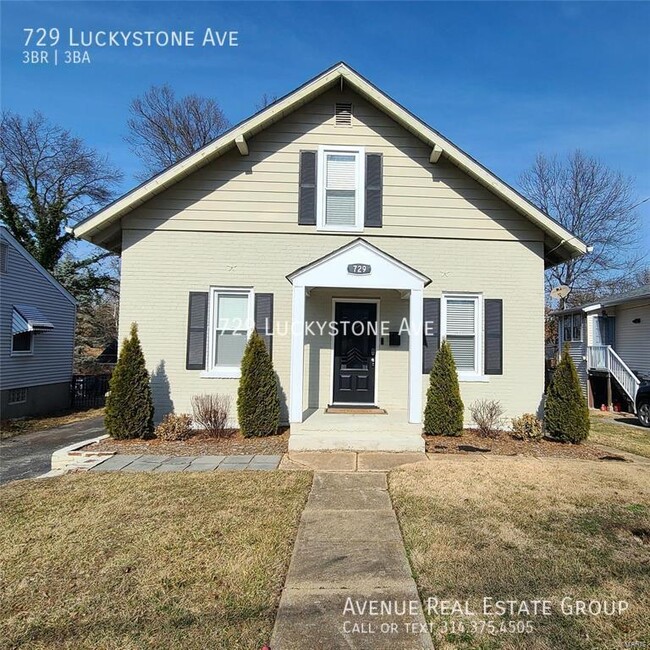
[[90, 454, 282, 472], [271, 472, 434, 649]]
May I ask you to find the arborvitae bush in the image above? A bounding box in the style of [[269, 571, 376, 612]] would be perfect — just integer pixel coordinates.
[[104, 323, 154, 440], [237, 330, 280, 437], [424, 339, 464, 436], [545, 344, 590, 443]]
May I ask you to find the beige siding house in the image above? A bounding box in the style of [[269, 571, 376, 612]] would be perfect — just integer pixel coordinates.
[[74, 63, 586, 451], [553, 285, 650, 412]]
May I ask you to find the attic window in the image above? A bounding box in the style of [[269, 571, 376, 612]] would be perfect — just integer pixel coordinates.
[[335, 103, 352, 126]]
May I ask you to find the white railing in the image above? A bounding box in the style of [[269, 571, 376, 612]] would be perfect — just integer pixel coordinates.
[[588, 345, 641, 403]]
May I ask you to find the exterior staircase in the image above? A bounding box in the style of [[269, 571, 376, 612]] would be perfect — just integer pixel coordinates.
[[587, 345, 641, 406]]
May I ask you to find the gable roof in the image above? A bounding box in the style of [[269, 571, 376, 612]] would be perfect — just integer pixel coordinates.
[[0, 226, 76, 305], [72, 62, 588, 266]]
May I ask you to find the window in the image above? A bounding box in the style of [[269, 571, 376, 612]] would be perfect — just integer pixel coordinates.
[[562, 314, 582, 342], [8, 388, 27, 404], [442, 294, 484, 378], [317, 146, 364, 231], [206, 288, 253, 377], [0, 242, 8, 273], [12, 331, 33, 354]]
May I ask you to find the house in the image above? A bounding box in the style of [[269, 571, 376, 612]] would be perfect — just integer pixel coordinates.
[[0, 226, 77, 418], [551, 284, 650, 412], [72, 62, 587, 451]]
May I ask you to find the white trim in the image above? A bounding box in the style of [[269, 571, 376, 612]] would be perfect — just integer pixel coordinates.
[[72, 63, 587, 262], [441, 292, 486, 381], [204, 286, 254, 379], [316, 145, 365, 233], [289, 284, 306, 422], [408, 288, 424, 423], [329, 298, 380, 407]]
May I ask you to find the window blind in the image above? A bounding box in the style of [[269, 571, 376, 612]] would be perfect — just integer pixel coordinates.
[[446, 299, 476, 371], [325, 153, 356, 226]]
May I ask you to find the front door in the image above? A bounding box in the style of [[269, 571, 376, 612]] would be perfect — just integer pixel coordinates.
[[332, 302, 377, 404]]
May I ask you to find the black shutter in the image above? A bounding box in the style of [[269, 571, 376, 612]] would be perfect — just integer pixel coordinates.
[[255, 293, 274, 359], [298, 150, 317, 225], [365, 153, 383, 227], [484, 299, 503, 375], [186, 292, 208, 370], [422, 298, 441, 373]]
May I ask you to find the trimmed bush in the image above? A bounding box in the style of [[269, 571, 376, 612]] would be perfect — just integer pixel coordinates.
[[511, 413, 544, 441], [155, 413, 194, 441], [424, 339, 464, 436], [191, 394, 231, 438], [545, 344, 590, 443], [470, 399, 505, 437], [105, 323, 154, 440], [237, 330, 280, 437]]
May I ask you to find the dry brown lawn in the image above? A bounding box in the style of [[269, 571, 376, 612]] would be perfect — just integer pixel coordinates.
[[0, 471, 312, 649], [390, 456, 650, 650], [0, 408, 104, 440], [590, 412, 650, 458]]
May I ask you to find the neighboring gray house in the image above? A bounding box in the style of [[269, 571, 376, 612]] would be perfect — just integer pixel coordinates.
[[552, 284, 650, 412], [0, 226, 76, 418]]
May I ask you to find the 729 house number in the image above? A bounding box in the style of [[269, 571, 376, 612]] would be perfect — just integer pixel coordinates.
[[347, 264, 372, 275], [23, 50, 91, 64]]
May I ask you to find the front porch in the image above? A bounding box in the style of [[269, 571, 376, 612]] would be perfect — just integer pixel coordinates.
[[289, 408, 424, 452]]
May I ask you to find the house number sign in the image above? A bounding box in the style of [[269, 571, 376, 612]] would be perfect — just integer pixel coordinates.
[[347, 264, 371, 275]]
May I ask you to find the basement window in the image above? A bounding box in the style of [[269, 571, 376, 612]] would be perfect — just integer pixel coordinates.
[[8, 388, 27, 404]]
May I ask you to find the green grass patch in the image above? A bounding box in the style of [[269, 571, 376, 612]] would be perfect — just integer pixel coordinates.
[[0, 471, 312, 649], [589, 414, 650, 458]]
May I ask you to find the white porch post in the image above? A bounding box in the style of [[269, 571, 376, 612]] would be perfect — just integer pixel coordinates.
[[408, 288, 424, 424], [289, 283, 306, 423]]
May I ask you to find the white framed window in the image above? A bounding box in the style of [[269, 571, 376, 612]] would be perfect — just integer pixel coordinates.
[[316, 145, 365, 232], [562, 314, 582, 342], [204, 287, 254, 378], [12, 331, 33, 355], [8, 387, 28, 404], [441, 293, 486, 381]]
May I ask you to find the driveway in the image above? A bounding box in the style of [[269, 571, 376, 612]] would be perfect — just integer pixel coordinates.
[[0, 416, 105, 485]]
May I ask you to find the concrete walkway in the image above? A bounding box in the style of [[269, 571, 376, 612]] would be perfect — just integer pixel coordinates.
[[90, 453, 282, 472], [271, 472, 434, 649]]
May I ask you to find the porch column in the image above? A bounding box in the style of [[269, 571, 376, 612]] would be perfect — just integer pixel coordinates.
[[289, 284, 306, 423], [408, 288, 424, 424]]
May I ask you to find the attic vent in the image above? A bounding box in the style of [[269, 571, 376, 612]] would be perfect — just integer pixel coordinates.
[[335, 103, 352, 126]]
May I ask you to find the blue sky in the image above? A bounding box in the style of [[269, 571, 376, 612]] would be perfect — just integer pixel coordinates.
[[2, 1, 649, 254]]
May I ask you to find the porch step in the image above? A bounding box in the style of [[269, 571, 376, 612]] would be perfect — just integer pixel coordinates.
[[290, 410, 424, 452], [325, 406, 387, 415]]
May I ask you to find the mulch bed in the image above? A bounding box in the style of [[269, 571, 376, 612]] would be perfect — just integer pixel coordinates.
[[85, 428, 290, 456], [424, 430, 613, 460]]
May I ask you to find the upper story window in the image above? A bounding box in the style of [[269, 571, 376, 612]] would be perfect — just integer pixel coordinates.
[[0, 242, 8, 273], [441, 294, 483, 378], [316, 145, 365, 232], [206, 287, 253, 378], [562, 314, 582, 342]]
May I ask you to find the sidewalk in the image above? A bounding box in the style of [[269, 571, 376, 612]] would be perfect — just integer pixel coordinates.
[[271, 472, 434, 649], [90, 453, 282, 472]]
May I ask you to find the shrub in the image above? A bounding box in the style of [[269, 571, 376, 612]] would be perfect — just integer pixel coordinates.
[[191, 394, 231, 438], [545, 344, 590, 443], [237, 330, 280, 437], [155, 413, 194, 441], [105, 323, 154, 440], [424, 339, 464, 436], [511, 413, 543, 441], [470, 399, 506, 437]]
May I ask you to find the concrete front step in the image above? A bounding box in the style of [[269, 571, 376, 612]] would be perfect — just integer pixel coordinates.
[[289, 430, 425, 452]]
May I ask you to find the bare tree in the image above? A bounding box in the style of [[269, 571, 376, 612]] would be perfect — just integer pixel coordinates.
[[519, 150, 644, 307], [0, 111, 122, 272], [256, 92, 278, 111], [126, 84, 230, 177]]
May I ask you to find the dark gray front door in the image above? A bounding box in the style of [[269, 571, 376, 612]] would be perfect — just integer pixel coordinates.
[[332, 302, 377, 404]]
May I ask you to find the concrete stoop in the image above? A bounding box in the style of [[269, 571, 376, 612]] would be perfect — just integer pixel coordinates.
[[271, 472, 434, 649]]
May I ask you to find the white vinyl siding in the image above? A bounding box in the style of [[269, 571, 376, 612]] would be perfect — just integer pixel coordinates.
[[442, 294, 484, 379], [317, 145, 364, 232], [205, 288, 253, 378]]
